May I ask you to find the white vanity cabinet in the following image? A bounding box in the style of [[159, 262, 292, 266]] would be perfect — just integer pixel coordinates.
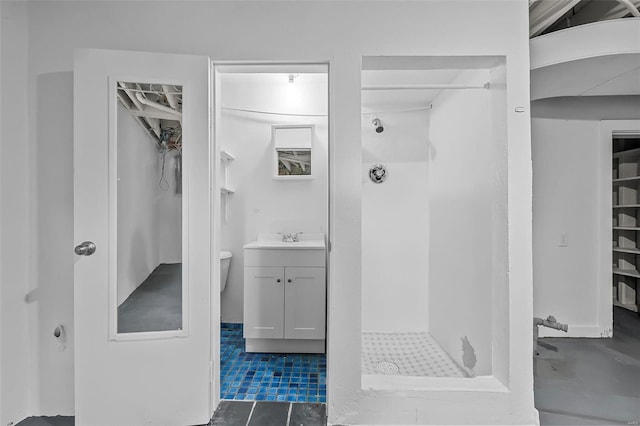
[[243, 239, 326, 353]]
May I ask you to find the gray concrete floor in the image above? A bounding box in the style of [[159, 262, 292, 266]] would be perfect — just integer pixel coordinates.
[[17, 306, 640, 425], [210, 401, 326, 426], [117, 263, 182, 333], [16, 402, 326, 426], [535, 307, 640, 425]]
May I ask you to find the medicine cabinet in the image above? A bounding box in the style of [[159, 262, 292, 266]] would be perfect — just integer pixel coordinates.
[[272, 124, 314, 179]]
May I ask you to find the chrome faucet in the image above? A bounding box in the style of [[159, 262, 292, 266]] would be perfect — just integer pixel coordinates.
[[282, 233, 299, 242]]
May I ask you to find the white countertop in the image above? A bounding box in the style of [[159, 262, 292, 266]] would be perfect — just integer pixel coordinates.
[[243, 233, 326, 250]]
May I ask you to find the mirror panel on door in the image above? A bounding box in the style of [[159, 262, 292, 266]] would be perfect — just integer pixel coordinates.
[[115, 81, 184, 335]]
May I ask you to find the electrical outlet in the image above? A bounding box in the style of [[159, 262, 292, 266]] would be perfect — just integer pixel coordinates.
[[559, 233, 569, 247]]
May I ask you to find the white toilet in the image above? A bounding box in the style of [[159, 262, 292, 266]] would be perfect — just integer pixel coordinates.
[[220, 251, 232, 292]]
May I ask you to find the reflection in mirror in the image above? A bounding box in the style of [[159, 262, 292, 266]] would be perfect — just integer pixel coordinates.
[[116, 82, 183, 334], [277, 149, 311, 176]]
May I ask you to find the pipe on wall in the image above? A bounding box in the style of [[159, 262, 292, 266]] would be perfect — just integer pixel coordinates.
[[533, 315, 568, 353]]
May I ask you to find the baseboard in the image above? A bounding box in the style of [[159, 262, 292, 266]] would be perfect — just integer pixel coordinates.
[[538, 324, 609, 338], [245, 338, 325, 353]]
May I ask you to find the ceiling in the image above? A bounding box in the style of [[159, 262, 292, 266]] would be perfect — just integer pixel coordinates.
[[117, 82, 182, 150], [530, 3, 640, 120], [118, 3, 640, 129], [530, 0, 640, 38], [361, 69, 463, 112]]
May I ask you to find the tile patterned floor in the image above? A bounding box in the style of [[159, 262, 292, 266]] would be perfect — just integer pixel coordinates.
[[221, 323, 327, 402], [361, 331, 468, 377], [210, 401, 326, 426]]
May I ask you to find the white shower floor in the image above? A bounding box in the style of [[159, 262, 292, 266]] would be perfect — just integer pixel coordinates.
[[361, 332, 468, 378]]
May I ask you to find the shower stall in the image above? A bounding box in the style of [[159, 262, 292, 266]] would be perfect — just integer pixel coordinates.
[[361, 56, 508, 388]]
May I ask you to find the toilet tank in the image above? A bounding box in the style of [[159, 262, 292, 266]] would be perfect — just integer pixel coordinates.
[[220, 250, 232, 292]]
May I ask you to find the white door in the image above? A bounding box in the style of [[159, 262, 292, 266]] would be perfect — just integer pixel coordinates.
[[284, 267, 326, 339], [243, 266, 285, 339], [74, 49, 216, 426]]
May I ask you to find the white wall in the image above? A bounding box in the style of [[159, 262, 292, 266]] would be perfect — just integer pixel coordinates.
[[532, 118, 603, 336], [157, 150, 182, 264], [2, 1, 534, 424], [530, 19, 640, 340], [532, 118, 640, 338], [428, 69, 498, 376], [219, 73, 328, 324], [32, 71, 76, 416], [1, 2, 32, 424], [361, 109, 430, 333], [117, 103, 182, 304], [117, 102, 159, 304], [1, 2, 3, 419]]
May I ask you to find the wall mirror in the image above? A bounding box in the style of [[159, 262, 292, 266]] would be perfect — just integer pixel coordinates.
[[272, 125, 314, 178], [113, 81, 185, 336]]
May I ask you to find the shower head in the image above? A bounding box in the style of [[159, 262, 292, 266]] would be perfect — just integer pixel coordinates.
[[372, 118, 384, 133]]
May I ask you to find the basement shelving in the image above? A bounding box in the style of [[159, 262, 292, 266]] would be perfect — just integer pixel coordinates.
[[612, 138, 640, 313]]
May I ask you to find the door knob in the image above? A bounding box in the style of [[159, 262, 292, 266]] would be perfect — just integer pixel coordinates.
[[287, 279, 292, 283], [74, 241, 96, 256], [276, 279, 281, 283]]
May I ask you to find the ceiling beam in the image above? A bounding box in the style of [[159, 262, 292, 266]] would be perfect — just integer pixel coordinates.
[[538, 0, 640, 35], [162, 85, 180, 111], [126, 108, 184, 122], [605, 0, 640, 19], [530, 0, 582, 37]]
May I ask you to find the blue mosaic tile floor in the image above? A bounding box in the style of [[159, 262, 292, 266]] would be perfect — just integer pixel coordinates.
[[221, 323, 327, 403]]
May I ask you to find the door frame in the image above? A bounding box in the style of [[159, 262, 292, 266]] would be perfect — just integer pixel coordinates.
[[210, 60, 333, 410], [599, 120, 640, 337]]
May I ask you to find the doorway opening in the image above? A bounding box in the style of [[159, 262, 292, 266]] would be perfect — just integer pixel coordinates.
[[213, 64, 330, 409], [360, 55, 508, 389], [534, 127, 640, 425], [612, 133, 640, 314]]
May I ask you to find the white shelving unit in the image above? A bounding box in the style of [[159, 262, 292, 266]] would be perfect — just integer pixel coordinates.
[[220, 149, 235, 220], [612, 141, 640, 313]]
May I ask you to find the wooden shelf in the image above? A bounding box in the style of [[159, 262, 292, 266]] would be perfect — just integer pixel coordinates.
[[613, 267, 640, 278], [613, 226, 640, 230], [613, 176, 640, 185], [613, 147, 640, 159], [613, 247, 640, 254], [613, 204, 640, 208], [221, 150, 235, 161]]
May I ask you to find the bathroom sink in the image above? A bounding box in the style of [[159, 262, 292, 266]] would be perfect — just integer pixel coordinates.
[[243, 233, 325, 250], [244, 240, 325, 249]]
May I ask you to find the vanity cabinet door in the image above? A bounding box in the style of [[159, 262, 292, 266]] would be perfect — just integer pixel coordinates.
[[284, 267, 326, 340], [244, 267, 285, 339]]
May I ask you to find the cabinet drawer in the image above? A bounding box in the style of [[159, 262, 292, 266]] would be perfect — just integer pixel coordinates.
[[244, 248, 325, 267]]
